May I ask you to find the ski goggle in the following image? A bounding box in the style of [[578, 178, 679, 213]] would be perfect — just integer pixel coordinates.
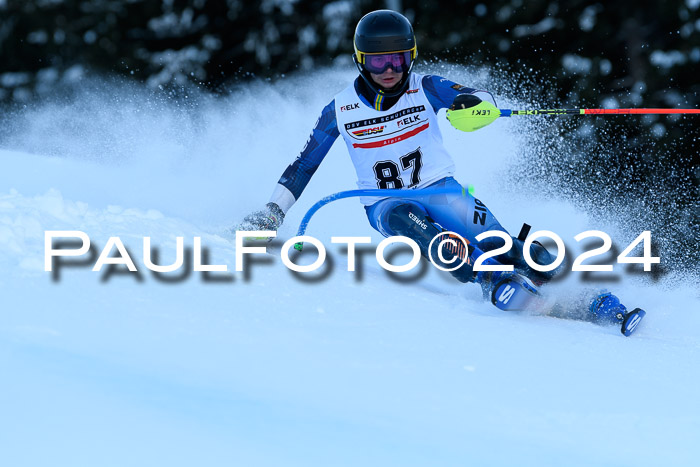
[[360, 51, 414, 74]]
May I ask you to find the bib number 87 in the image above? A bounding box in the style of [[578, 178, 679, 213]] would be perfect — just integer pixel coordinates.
[[373, 149, 423, 189]]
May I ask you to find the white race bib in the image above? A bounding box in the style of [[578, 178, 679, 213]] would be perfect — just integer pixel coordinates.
[[335, 73, 456, 204]]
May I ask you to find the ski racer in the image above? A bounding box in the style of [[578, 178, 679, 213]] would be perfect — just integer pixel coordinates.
[[238, 10, 645, 335]]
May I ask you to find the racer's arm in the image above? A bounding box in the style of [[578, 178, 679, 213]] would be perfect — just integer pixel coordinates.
[[269, 99, 340, 213], [422, 74, 499, 133], [421, 75, 479, 113]]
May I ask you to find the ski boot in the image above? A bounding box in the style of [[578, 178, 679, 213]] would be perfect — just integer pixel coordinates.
[[476, 268, 540, 312], [589, 292, 646, 337]]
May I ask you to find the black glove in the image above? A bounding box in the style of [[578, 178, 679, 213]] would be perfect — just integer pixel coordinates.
[[238, 202, 285, 231], [449, 93, 482, 111]]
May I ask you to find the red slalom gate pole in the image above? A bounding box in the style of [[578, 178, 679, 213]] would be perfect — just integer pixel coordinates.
[[583, 109, 700, 115], [501, 108, 700, 116], [445, 98, 700, 131]]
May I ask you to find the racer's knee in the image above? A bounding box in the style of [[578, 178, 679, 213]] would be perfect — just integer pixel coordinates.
[[385, 202, 439, 239]]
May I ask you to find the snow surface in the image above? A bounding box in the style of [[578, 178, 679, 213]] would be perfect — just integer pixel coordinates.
[[1, 68, 699, 466]]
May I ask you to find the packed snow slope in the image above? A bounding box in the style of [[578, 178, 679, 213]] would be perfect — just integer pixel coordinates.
[[1, 67, 699, 467]]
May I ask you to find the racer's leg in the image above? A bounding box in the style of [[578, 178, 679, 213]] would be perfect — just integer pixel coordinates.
[[414, 177, 561, 284], [366, 198, 475, 283]]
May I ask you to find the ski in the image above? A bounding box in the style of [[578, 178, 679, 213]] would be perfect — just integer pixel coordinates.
[[589, 291, 647, 337], [487, 274, 647, 337], [621, 308, 647, 337], [490, 273, 541, 312]]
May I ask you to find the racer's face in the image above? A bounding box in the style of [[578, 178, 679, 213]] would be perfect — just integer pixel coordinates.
[[370, 68, 403, 90]]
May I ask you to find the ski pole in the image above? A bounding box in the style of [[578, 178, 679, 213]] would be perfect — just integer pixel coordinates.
[[446, 94, 700, 132], [293, 185, 474, 251], [501, 108, 700, 116]]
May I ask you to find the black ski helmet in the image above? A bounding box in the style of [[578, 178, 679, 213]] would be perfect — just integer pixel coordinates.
[[353, 10, 417, 98]]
